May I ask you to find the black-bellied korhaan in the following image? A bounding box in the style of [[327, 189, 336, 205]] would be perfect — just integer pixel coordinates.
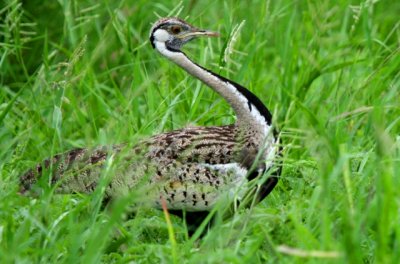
[[20, 17, 281, 227]]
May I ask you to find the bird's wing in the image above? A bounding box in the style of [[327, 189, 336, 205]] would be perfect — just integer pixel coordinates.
[[20, 125, 240, 192], [144, 124, 238, 165]]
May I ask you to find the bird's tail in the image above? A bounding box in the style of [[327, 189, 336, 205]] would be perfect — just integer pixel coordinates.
[[19, 147, 110, 195]]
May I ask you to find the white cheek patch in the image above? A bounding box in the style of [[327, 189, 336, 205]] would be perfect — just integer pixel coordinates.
[[153, 29, 170, 42]]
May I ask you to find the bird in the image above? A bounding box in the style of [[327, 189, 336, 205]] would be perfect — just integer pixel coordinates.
[[20, 17, 281, 229]]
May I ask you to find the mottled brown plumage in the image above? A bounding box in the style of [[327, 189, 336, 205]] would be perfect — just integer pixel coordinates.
[[20, 18, 280, 216], [21, 125, 255, 210]]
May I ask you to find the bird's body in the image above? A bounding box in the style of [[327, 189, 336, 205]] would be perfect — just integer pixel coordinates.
[[20, 17, 280, 216]]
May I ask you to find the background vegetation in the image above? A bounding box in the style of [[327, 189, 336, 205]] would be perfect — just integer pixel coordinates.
[[1, 0, 399, 263]]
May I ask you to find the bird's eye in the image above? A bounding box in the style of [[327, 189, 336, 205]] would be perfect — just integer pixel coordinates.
[[170, 25, 182, 34]]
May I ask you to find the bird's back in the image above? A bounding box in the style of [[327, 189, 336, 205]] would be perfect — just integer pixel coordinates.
[[20, 124, 259, 211]]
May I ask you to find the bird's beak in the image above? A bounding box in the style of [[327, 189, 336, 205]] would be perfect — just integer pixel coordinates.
[[196, 30, 220, 37], [178, 29, 220, 39]]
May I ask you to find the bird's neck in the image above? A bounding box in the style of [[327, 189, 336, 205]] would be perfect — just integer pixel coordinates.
[[155, 41, 273, 137]]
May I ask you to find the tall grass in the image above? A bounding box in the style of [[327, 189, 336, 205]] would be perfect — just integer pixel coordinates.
[[1, 0, 399, 262]]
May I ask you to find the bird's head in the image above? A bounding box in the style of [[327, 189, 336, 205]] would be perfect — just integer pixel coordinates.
[[149, 17, 219, 52]]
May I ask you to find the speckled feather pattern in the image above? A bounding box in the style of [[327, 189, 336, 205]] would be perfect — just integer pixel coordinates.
[[20, 124, 271, 211], [20, 17, 280, 213]]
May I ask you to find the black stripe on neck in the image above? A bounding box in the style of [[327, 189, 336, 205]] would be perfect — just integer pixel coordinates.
[[150, 35, 155, 48], [195, 63, 272, 125], [165, 46, 181, 52], [150, 24, 164, 49], [150, 44, 273, 125]]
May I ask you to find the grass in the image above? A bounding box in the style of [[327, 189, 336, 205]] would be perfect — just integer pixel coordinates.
[[1, 0, 399, 262]]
